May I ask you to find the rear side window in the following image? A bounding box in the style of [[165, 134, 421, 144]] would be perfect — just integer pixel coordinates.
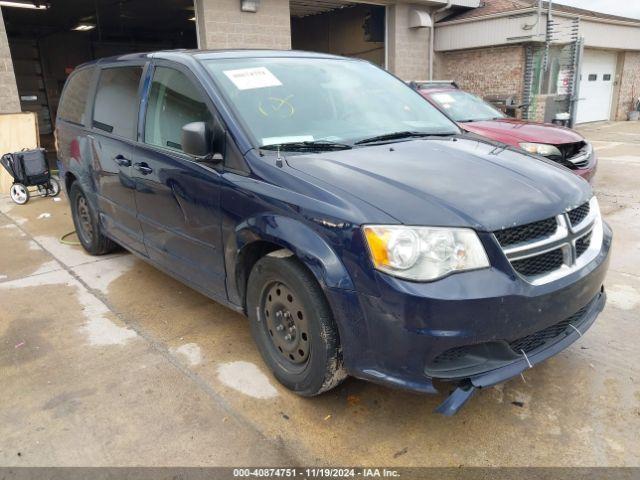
[[144, 67, 213, 152], [58, 67, 94, 125], [92, 66, 143, 139]]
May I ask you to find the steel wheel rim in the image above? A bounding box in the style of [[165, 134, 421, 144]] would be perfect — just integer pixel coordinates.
[[76, 195, 93, 243], [260, 281, 311, 368], [10, 185, 27, 203]]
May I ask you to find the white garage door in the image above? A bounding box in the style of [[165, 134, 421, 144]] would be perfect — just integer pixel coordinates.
[[575, 50, 617, 124]]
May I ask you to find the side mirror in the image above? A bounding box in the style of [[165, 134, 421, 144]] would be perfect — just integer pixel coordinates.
[[181, 121, 215, 159]]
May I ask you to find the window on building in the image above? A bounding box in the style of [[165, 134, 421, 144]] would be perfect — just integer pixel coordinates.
[[588, 74, 598, 81], [58, 67, 94, 125], [603, 74, 612, 81], [92, 67, 143, 139], [144, 67, 214, 153]]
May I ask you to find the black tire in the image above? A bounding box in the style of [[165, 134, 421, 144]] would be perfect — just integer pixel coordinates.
[[69, 182, 117, 255], [247, 252, 347, 396]]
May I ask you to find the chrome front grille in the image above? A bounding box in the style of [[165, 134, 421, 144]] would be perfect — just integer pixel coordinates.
[[576, 231, 592, 257], [494, 217, 557, 247], [511, 248, 564, 276], [568, 202, 590, 226], [493, 197, 603, 285]]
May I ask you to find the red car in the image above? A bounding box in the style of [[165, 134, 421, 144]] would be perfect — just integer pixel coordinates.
[[416, 83, 597, 182]]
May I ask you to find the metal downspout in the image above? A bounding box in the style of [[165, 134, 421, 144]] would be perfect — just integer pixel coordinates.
[[569, 36, 584, 128], [430, 0, 453, 80]]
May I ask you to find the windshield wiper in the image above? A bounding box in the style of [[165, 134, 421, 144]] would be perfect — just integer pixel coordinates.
[[261, 140, 352, 152], [458, 117, 502, 123], [355, 131, 453, 145]]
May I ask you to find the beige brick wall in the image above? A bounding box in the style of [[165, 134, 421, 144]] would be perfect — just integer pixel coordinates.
[[196, 0, 291, 50], [614, 51, 640, 121], [436, 45, 525, 100], [387, 3, 430, 80], [0, 8, 20, 114]]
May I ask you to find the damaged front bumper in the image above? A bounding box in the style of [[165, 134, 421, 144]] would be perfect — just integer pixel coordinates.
[[328, 222, 611, 416], [435, 289, 606, 415]]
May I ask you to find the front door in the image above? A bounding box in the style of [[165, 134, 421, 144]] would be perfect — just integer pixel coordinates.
[[90, 65, 147, 254], [133, 64, 226, 299]]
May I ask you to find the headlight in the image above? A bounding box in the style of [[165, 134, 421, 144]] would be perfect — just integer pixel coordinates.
[[363, 225, 490, 281], [519, 142, 562, 157]]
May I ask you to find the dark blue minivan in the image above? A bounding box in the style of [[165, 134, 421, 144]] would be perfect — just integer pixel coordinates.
[[55, 50, 611, 415]]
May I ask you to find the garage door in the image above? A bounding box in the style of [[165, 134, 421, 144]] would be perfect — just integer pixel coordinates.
[[575, 50, 617, 124]]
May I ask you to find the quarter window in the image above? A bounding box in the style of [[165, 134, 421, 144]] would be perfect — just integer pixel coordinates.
[[92, 67, 143, 139], [144, 67, 213, 152], [58, 67, 94, 125]]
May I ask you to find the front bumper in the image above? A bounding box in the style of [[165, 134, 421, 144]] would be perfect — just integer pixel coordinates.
[[327, 222, 612, 414], [435, 288, 605, 415]]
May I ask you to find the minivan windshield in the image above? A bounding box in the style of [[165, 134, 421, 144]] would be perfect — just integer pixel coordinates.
[[203, 57, 459, 148], [426, 90, 505, 123]]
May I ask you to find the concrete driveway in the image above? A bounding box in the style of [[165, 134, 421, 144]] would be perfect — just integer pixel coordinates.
[[1, 121, 638, 467]]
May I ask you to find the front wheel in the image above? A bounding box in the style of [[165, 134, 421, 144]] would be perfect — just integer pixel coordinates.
[[247, 254, 347, 396], [10, 183, 29, 205]]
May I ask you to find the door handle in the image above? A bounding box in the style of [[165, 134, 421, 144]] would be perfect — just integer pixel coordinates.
[[134, 162, 153, 175], [114, 154, 131, 167]]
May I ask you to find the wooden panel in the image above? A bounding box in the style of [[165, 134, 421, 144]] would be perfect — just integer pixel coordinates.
[[0, 112, 40, 194]]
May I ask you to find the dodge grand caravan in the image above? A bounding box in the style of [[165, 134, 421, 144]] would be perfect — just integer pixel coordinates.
[[56, 50, 612, 415]]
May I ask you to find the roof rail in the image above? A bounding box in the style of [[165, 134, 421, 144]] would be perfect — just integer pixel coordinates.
[[408, 80, 459, 90]]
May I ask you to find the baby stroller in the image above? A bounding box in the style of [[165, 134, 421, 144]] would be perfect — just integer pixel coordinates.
[[1, 148, 60, 205]]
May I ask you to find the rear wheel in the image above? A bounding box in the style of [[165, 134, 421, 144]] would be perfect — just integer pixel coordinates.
[[247, 253, 346, 396], [69, 182, 117, 255], [47, 178, 60, 197], [10, 183, 29, 205]]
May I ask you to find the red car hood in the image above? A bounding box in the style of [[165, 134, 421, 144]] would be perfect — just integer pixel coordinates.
[[461, 119, 584, 147]]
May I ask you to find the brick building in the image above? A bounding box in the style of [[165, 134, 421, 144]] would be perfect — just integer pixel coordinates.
[[0, 0, 638, 142], [434, 1, 640, 124]]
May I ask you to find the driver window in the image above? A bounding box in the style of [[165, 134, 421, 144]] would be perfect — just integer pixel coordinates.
[[144, 67, 213, 152]]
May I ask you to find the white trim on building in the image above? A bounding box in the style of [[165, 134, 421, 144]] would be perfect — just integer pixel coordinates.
[[435, 8, 640, 52]]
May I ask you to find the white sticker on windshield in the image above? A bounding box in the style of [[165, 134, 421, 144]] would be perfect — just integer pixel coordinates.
[[223, 67, 282, 90], [432, 93, 456, 104], [262, 135, 314, 146]]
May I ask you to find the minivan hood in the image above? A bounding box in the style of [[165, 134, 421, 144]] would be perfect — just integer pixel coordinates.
[[461, 119, 584, 146], [285, 137, 591, 231]]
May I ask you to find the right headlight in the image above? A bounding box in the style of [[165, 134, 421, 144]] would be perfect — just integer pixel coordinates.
[[363, 225, 490, 281]]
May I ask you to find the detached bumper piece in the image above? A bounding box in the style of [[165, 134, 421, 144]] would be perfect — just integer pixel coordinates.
[[435, 381, 476, 416], [434, 289, 605, 416]]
